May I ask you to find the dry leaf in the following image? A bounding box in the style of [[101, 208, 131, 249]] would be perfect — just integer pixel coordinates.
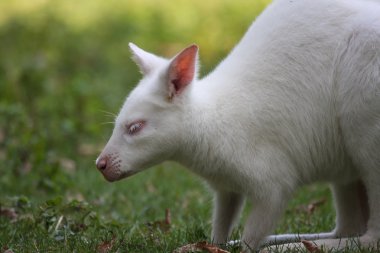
[[294, 198, 327, 215], [165, 208, 171, 225], [307, 199, 326, 214], [96, 236, 116, 253], [173, 242, 201, 253], [302, 240, 322, 253], [1, 245, 14, 253], [147, 208, 171, 232], [173, 241, 230, 253], [0, 207, 17, 221]]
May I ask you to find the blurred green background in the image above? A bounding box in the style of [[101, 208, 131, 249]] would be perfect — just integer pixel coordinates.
[[0, 1, 335, 252], [0, 0, 270, 198]]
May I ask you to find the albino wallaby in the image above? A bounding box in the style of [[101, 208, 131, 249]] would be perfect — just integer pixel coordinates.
[[96, 0, 380, 251]]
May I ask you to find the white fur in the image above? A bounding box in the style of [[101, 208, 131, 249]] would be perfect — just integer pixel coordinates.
[[97, 0, 380, 251]]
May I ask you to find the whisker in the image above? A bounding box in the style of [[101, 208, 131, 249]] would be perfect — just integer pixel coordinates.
[[99, 110, 117, 118], [101, 122, 115, 125]]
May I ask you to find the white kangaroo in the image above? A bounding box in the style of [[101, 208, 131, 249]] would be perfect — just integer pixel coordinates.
[[96, 0, 380, 251]]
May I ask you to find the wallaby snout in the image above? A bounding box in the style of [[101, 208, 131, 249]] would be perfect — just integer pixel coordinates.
[[95, 153, 128, 182]]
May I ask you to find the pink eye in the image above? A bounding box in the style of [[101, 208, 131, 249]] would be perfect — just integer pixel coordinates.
[[126, 121, 145, 135]]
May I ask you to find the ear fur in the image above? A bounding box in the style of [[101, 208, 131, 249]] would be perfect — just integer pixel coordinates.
[[168, 44, 199, 100], [129, 42, 165, 75]]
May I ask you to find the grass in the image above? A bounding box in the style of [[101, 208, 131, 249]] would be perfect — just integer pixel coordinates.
[[0, 1, 371, 252]]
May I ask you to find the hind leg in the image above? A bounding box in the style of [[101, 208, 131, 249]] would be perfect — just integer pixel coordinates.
[[293, 162, 380, 251], [306, 153, 380, 251], [361, 160, 380, 246], [334, 25, 380, 249], [346, 109, 380, 247], [332, 180, 369, 237], [259, 180, 370, 252]]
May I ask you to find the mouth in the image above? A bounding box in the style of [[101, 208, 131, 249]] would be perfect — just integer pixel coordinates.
[[101, 169, 137, 182]]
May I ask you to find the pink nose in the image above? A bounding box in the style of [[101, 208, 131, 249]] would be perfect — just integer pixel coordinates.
[[96, 157, 108, 171]]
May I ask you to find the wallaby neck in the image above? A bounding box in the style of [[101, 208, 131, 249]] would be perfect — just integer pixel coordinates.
[[172, 76, 235, 178]]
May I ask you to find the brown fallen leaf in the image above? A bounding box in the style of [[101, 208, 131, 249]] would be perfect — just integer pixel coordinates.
[[173, 242, 200, 253], [1, 245, 14, 253], [173, 241, 231, 253], [307, 199, 326, 214], [0, 207, 17, 221], [96, 241, 112, 253], [96, 236, 116, 253], [302, 240, 322, 253], [294, 198, 327, 215], [165, 208, 171, 225], [147, 208, 171, 232]]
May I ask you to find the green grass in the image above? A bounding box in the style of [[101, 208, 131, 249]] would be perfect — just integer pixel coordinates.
[[0, 1, 370, 252]]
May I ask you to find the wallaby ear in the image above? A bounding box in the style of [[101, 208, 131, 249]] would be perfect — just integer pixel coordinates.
[[129, 42, 164, 75], [168, 44, 198, 99]]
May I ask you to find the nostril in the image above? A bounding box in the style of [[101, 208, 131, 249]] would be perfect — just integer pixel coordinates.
[[96, 157, 108, 171]]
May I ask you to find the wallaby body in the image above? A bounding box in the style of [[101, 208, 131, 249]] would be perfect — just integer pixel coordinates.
[[96, 0, 380, 251]]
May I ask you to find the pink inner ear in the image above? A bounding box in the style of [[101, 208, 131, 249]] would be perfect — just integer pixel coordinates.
[[169, 45, 198, 96]]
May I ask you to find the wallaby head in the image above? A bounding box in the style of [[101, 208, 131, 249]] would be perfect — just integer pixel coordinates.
[[96, 43, 199, 182]]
